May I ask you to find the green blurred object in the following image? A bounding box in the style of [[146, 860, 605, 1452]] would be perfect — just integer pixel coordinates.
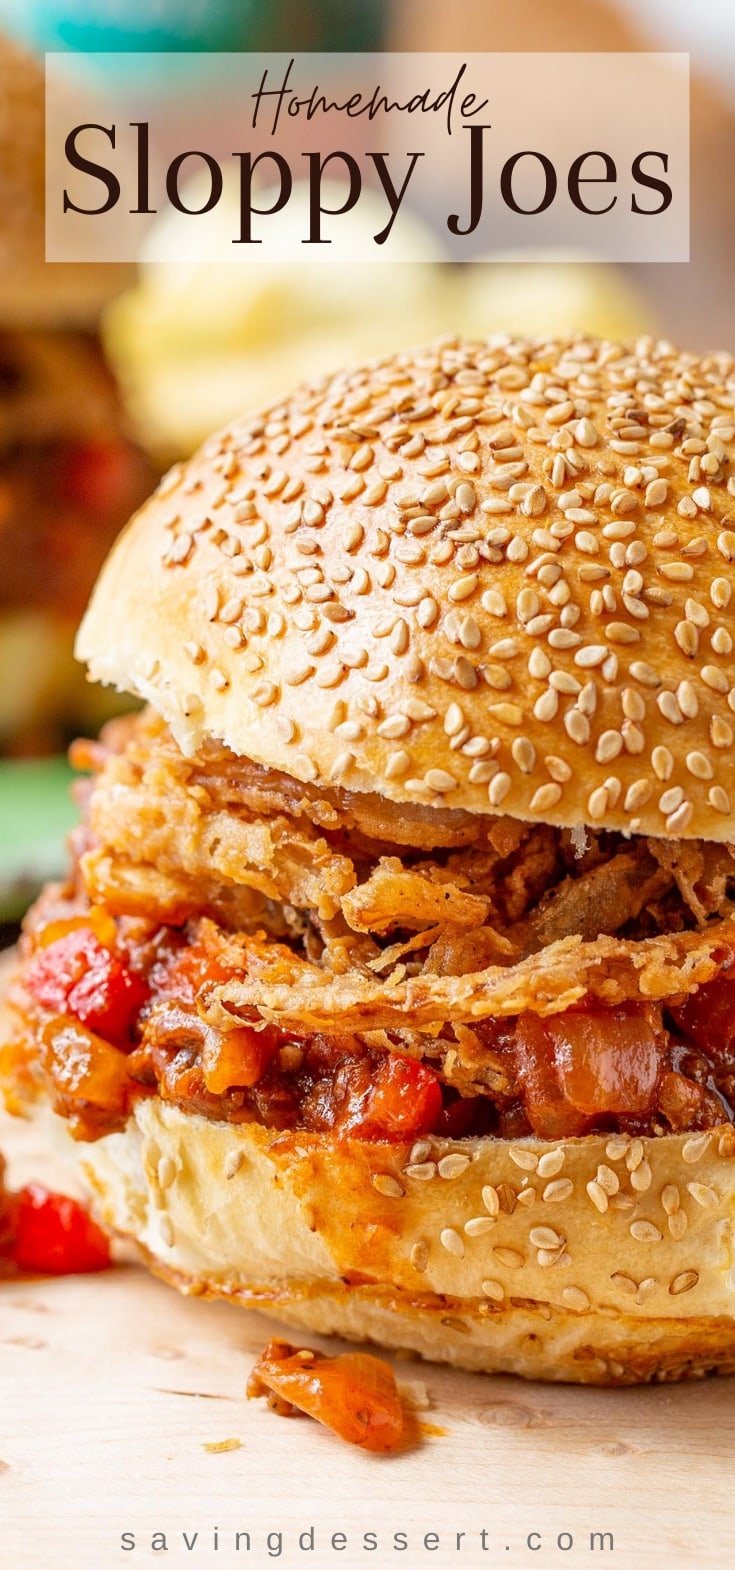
[[0, 757, 76, 921], [0, 0, 387, 54]]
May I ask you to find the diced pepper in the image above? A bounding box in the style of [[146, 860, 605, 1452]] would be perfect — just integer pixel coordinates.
[[35, 907, 117, 951], [26, 928, 148, 1046], [201, 1023, 278, 1093], [351, 1054, 443, 1140], [11, 1183, 111, 1275], [672, 977, 735, 1061], [513, 1007, 664, 1136], [547, 1007, 663, 1116], [247, 1339, 404, 1452], [512, 1015, 589, 1139], [42, 1018, 132, 1117]]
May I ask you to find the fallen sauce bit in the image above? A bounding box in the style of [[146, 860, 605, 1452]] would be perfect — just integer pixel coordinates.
[[247, 1339, 404, 1453], [0, 1155, 111, 1277]]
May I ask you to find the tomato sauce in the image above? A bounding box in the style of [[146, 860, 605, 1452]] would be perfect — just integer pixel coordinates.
[[17, 913, 735, 1144]]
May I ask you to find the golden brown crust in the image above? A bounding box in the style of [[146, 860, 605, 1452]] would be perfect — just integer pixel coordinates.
[[33, 1097, 735, 1385], [78, 335, 735, 840]]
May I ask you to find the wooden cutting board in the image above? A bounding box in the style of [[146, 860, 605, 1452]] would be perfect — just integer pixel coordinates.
[[1, 987, 734, 1569]]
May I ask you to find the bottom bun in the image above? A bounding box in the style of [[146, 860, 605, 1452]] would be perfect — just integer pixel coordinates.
[[33, 1098, 735, 1385]]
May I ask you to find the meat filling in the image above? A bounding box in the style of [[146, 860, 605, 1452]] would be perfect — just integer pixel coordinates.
[[7, 709, 735, 1144]]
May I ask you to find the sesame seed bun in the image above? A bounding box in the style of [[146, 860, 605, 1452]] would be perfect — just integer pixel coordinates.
[[0, 35, 131, 326], [36, 1096, 735, 1385], [78, 335, 735, 841]]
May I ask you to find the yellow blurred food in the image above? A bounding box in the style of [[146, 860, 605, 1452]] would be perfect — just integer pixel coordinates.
[[105, 178, 650, 460]]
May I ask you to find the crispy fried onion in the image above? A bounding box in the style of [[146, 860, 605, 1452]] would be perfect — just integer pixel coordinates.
[[199, 919, 735, 1039], [340, 858, 492, 935], [77, 710, 735, 982], [647, 838, 735, 926], [79, 713, 492, 929]]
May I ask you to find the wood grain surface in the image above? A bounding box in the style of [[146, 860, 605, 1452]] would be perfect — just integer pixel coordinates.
[[1, 968, 734, 1570]]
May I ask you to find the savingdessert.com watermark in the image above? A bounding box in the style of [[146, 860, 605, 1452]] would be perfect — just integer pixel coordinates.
[[117, 1524, 616, 1561]]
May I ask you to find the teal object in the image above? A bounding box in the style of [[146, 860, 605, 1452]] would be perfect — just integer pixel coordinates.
[[0, 0, 386, 53], [0, 758, 77, 921]]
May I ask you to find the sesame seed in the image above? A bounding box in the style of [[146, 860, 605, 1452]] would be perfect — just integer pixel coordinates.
[[455, 481, 477, 513], [440, 1227, 465, 1258], [565, 709, 590, 745], [711, 576, 731, 609], [682, 1133, 711, 1164], [596, 1164, 620, 1196], [437, 1153, 471, 1180], [492, 1246, 524, 1269], [611, 1272, 638, 1296], [530, 782, 563, 813], [371, 1173, 405, 1199], [562, 1286, 590, 1311], [629, 1221, 663, 1242], [629, 1160, 652, 1193], [669, 1270, 699, 1296], [686, 1181, 719, 1209], [537, 1247, 569, 1269], [488, 772, 511, 806], [404, 1162, 437, 1182], [659, 560, 694, 582], [574, 644, 608, 668], [482, 1185, 500, 1216], [587, 786, 609, 821], [661, 1184, 680, 1216], [685, 750, 713, 780], [508, 1146, 538, 1171], [702, 665, 729, 693], [157, 1156, 176, 1190], [159, 1215, 175, 1248], [529, 1225, 562, 1250], [425, 768, 458, 793], [464, 1217, 496, 1237], [542, 1178, 574, 1203], [536, 1148, 565, 1177], [448, 573, 479, 602], [586, 1180, 608, 1213], [629, 660, 661, 687], [481, 588, 507, 617], [626, 1139, 644, 1172]]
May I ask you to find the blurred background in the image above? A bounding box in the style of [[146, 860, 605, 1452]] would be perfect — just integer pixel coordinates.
[[0, 0, 734, 929]]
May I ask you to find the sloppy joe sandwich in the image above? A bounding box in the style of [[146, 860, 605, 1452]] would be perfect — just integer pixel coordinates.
[[5, 334, 735, 1384]]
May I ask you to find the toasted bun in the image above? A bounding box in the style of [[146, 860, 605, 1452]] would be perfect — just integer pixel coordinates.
[[32, 1097, 734, 1384], [78, 335, 735, 841], [0, 35, 130, 325]]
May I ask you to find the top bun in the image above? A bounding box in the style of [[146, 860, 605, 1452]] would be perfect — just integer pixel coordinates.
[[77, 334, 735, 841], [0, 35, 131, 326]]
